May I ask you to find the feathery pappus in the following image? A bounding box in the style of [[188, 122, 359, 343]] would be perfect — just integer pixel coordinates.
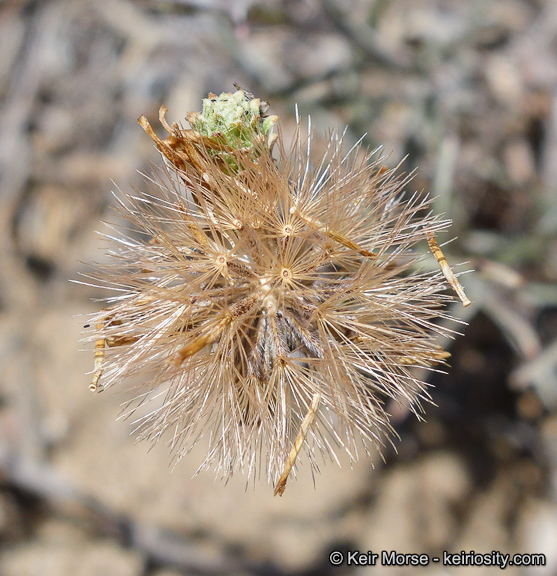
[[84, 88, 470, 495]]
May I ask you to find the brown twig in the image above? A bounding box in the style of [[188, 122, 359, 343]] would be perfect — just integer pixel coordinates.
[[274, 393, 321, 496], [427, 234, 471, 307]]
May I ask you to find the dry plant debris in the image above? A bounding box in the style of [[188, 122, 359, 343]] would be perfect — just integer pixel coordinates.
[[84, 88, 468, 494]]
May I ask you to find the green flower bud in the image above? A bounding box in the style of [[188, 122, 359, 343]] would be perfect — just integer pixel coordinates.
[[187, 88, 278, 152]]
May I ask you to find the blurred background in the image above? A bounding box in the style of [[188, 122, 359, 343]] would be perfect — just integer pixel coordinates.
[[1, 0, 557, 574]]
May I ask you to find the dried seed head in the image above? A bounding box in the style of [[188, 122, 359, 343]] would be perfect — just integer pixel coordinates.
[[86, 89, 468, 490]]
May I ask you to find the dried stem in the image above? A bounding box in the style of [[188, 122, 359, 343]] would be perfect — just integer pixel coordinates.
[[274, 393, 322, 496], [90, 322, 106, 392], [427, 234, 471, 306]]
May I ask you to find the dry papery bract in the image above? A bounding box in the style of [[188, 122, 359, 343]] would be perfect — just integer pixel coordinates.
[[85, 99, 468, 495]]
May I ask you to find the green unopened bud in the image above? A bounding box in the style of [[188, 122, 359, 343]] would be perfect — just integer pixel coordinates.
[[187, 88, 278, 152]]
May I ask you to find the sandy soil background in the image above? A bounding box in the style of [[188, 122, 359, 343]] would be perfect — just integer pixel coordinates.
[[1, 0, 557, 574]]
